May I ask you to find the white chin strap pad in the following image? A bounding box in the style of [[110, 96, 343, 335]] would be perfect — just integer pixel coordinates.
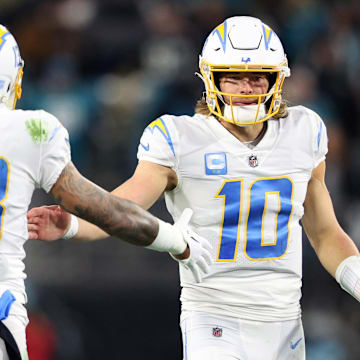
[[223, 104, 266, 126]]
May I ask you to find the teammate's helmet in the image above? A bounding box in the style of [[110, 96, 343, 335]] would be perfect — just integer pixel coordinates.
[[0, 25, 23, 110], [199, 16, 290, 126]]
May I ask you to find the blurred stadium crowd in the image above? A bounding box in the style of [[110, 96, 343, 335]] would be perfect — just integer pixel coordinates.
[[1, 0, 360, 359]]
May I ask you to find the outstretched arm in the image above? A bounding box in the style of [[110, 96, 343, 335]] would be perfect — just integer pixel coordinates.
[[36, 161, 212, 281], [50, 161, 160, 247], [302, 161, 360, 302], [28, 161, 176, 242], [302, 161, 359, 277]]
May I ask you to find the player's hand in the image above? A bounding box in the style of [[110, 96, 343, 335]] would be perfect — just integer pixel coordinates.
[[27, 205, 71, 241], [171, 209, 213, 283]]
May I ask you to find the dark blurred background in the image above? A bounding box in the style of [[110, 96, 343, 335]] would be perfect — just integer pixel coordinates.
[[1, 0, 360, 359]]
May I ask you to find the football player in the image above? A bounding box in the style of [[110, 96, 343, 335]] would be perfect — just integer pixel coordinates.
[[0, 25, 212, 360], [27, 16, 360, 360]]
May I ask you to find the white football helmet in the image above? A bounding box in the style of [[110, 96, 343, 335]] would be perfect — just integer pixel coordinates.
[[0, 25, 23, 109], [199, 16, 290, 126]]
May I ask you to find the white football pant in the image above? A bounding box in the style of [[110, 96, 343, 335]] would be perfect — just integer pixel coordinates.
[[0, 301, 28, 360], [181, 311, 305, 360]]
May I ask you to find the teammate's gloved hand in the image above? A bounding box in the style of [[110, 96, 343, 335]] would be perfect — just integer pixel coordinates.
[[171, 209, 213, 283]]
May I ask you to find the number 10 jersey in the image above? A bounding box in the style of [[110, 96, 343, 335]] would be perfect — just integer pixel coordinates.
[[137, 105, 328, 322]]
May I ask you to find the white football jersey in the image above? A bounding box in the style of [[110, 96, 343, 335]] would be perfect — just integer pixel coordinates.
[[137, 106, 327, 322], [0, 104, 70, 303]]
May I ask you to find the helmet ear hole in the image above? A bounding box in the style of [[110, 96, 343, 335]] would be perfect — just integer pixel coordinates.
[[268, 73, 277, 89], [213, 73, 220, 90]]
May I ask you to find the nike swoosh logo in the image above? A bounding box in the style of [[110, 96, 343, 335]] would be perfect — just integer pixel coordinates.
[[140, 142, 150, 151], [290, 337, 303, 350]]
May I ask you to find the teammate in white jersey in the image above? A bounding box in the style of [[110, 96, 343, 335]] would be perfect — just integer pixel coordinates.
[[27, 16, 360, 359], [0, 24, 212, 360]]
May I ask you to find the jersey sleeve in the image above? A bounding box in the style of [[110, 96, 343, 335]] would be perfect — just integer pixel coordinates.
[[35, 111, 71, 193], [137, 115, 178, 169], [312, 113, 328, 168]]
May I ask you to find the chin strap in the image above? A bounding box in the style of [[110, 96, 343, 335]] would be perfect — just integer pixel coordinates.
[[223, 103, 267, 126]]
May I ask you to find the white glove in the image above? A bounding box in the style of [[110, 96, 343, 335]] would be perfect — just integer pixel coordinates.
[[171, 208, 213, 283]]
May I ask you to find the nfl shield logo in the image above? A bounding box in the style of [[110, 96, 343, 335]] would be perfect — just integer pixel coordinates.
[[212, 327, 222, 337], [248, 154, 258, 168]]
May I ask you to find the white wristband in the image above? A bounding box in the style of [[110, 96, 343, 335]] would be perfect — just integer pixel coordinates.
[[335, 255, 360, 302], [146, 219, 187, 255], [63, 215, 79, 240]]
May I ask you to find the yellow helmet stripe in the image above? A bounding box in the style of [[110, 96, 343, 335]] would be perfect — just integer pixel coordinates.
[[0, 26, 10, 51], [213, 21, 227, 52], [262, 24, 273, 51]]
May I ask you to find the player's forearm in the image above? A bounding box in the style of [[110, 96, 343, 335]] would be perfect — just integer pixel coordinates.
[[72, 217, 110, 242], [51, 162, 159, 246], [75, 194, 159, 246], [310, 228, 359, 277]]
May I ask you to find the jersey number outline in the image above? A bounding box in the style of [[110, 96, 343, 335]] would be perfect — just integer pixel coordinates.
[[216, 177, 294, 262], [0, 157, 10, 240]]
